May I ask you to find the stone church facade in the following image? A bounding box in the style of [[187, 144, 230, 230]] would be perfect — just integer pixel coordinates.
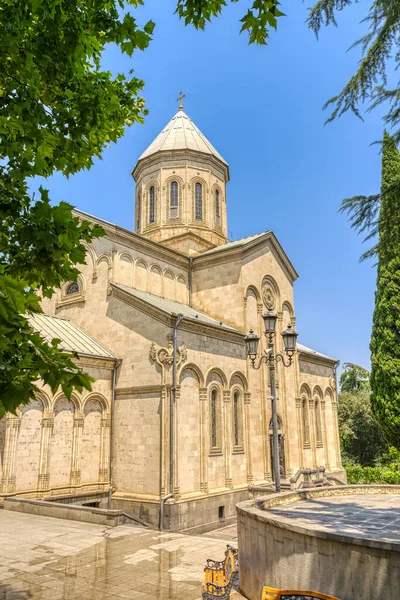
[[0, 105, 344, 532]]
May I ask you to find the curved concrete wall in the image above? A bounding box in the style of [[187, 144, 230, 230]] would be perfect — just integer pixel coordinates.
[[237, 486, 400, 600]]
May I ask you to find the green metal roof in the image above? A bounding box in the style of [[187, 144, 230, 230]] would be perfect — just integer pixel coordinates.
[[29, 313, 116, 359]]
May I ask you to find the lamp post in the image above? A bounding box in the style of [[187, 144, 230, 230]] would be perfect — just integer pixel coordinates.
[[244, 311, 298, 492]]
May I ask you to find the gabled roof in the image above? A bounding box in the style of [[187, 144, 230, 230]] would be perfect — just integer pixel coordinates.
[[297, 343, 337, 363], [194, 230, 299, 283], [111, 283, 241, 335], [29, 313, 116, 360], [198, 232, 267, 256], [136, 109, 228, 167]]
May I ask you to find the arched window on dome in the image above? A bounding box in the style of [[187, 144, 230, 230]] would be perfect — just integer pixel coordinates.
[[136, 191, 141, 231], [170, 181, 178, 219], [215, 189, 221, 226], [195, 182, 203, 220], [149, 186, 155, 223]]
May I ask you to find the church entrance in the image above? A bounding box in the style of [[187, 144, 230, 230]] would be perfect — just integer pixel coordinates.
[[269, 417, 286, 479]]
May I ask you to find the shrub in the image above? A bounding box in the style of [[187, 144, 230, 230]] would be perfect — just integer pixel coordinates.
[[346, 465, 400, 485]]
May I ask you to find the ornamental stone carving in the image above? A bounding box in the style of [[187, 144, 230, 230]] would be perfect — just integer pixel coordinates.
[[262, 279, 276, 310], [149, 337, 187, 384]]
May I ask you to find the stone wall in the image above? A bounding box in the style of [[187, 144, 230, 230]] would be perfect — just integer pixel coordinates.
[[237, 487, 400, 600]]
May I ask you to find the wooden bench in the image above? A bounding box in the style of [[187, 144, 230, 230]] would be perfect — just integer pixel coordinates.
[[260, 587, 340, 600], [203, 545, 239, 598]]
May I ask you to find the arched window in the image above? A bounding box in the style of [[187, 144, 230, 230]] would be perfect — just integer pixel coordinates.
[[315, 400, 323, 445], [195, 182, 203, 220], [215, 189, 220, 226], [302, 398, 310, 444], [233, 390, 243, 448], [66, 282, 79, 295], [210, 388, 221, 451], [170, 181, 178, 219], [136, 191, 141, 231], [149, 186, 155, 223]]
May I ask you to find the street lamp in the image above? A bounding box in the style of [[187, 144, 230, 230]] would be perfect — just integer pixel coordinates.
[[244, 313, 298, 492]]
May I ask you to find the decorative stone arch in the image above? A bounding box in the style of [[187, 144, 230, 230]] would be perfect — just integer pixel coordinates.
[[281, 300, 295, 330], [135, 258, 149, 292], [144, 179, 160, 226], [205, 367, 228, 389], [312, 386, 323, 446], [179, 363, 204, 387], [190, 175, 208, 223], [260, 275, 280, 311], [34, 390, 51, 411], [245, 284, 261, 303], [82, 392, 109, 413], [299, 383, 312, 398], [228, 371, 248, 392], [324, 386, 334, 402], [82, 242, 98, 280], [312, 385, 323, 400], [164, 174, 184, 222], [52, 391, 81, 413]]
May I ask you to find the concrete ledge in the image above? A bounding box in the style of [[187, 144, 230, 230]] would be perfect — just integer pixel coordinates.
[[237, 485, 400, 600], [4, 497, 131, 527]]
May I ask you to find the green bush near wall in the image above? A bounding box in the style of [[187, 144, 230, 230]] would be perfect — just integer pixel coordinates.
[[346, 465, 400, 485]]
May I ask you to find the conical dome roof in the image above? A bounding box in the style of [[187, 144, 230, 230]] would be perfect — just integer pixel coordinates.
[[137, 109, 228, 166]]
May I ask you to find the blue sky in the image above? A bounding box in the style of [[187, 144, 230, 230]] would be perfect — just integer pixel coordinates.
[[40, 0, 389, 373]]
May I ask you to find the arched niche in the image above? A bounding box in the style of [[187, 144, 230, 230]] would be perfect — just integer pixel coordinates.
[[164, 270, 175, 300], [80, 397, 103, 484], [135, 260, 148, 292], [178, 366, 202, 493], [176, 275, 188, 304], [14, 398, 44, 491], [50, 397, 75, 487], [118, 253, 133, 287], [150, 265, 162, 296], [245, 286, 259, 333], [282, 301, 294, 330]]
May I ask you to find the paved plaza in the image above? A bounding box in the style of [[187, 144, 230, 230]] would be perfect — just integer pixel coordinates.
[[0, 511, 245, 599], [268, 493, 400, 544]]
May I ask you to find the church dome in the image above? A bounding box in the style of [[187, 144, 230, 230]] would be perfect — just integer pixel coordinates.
[[132, 101, 229, 256], [136, 108, 228, 170]]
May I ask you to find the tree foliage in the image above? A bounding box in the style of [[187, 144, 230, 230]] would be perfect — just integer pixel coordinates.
[[338, 390, 388, 466], [370, 132, 400, 450], [340, 362, 370, 392], [0, 0, 154, 416]]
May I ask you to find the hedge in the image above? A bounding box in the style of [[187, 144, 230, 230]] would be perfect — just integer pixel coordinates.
[[346, 465, 400, 485]]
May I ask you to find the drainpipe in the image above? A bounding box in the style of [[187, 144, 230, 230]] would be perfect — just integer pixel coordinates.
[[160, 313, 184, 529], [188, 257, 193, 307], [108, 358, 122, 509]]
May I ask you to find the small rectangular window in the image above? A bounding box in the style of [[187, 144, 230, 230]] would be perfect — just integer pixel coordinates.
[[218, 506, 225, 521]]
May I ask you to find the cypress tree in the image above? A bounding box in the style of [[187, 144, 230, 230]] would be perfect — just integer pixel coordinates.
[[370, 132, 400, 449]]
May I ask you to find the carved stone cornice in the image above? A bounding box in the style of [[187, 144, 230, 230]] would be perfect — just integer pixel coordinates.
[[73, 413, 85, 428]]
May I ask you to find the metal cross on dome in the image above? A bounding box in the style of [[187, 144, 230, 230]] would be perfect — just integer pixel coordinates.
[[176, 91, 185, 110]]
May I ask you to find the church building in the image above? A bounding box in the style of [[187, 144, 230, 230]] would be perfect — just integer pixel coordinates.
[[0, 100, 344, 532]]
